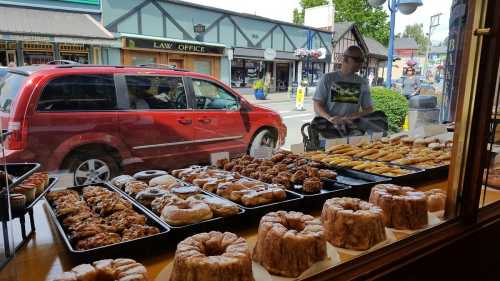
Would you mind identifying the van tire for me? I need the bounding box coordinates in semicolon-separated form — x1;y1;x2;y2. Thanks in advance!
64;153;119;186
248;129;277;157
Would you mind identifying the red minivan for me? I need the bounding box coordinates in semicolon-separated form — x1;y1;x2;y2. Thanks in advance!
0;65;286;185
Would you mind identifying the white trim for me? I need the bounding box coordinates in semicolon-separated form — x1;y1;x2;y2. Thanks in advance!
133;135;243;150
85;14;114;39
120;33;226;48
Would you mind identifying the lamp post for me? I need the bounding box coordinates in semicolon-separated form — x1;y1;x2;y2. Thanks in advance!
368;0;423;89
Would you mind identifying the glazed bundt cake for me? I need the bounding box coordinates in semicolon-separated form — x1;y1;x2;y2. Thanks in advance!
321;197;386;251
252;211;326;277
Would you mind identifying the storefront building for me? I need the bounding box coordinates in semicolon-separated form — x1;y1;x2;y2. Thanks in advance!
102;0;332;92
0;1;119;66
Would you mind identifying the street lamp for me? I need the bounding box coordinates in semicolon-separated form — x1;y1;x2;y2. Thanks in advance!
368;0;423;88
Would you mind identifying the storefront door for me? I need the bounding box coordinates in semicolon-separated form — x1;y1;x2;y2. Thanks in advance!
276;63;289;91
6;50;16;66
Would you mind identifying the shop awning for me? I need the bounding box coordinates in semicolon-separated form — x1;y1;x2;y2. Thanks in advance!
0;6;117;46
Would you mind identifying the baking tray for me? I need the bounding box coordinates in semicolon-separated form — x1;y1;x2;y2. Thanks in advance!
291;179;352;208
45;182;170;261
1;163;40;190
318;167;392;199
206;189;304;217
108;184;245;237
5;177;59;219
418;164;449;180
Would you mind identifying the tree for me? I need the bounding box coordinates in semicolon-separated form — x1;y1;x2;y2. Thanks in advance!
332;0;390;45
402;23;431;55
292;0;329;25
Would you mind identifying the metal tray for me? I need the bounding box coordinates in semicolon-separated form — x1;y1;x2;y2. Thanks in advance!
206;189;303;217
318;167;392;199
6;177;59;219
45;182;170;261
108;184;245;237
1;163;40;190
291;179;352;208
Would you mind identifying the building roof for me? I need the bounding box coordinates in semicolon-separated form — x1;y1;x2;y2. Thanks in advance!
364;36;387;59
0;6;114;40
394;37;419;50
333;22;355;43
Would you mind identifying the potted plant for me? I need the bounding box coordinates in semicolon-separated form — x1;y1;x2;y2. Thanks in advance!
253;79;266;100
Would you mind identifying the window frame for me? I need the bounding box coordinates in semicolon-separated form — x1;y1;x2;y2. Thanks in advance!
35;73;120;113
189;76;241;112
116;73;192;112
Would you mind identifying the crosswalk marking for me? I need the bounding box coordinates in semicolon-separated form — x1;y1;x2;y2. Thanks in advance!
278;110;292;114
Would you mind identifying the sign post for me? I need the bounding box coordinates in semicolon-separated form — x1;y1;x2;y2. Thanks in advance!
295;84;305;111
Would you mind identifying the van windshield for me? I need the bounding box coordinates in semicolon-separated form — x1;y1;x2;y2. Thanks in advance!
0;72;27;113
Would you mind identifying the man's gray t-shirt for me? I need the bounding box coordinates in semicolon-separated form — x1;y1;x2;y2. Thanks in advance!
313;72;372;117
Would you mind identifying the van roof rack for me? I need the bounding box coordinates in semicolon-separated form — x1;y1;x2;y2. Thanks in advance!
136;64;189;72
55;64;125;68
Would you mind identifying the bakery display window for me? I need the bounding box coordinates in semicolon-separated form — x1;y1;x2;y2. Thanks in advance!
2;0;500;280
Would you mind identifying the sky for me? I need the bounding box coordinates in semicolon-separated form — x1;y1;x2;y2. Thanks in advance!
181;0;452;45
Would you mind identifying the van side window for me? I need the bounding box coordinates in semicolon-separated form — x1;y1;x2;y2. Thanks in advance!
192;79;240;110
125;76;187;110
38;74;116;111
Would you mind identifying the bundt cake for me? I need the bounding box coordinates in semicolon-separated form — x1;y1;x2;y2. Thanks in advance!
425;189;446;212
321;197;386;251
169;231;254;281
252;211;326;277
369;184;428;230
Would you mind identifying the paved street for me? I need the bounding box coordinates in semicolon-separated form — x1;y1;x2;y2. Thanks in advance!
255;96;315;149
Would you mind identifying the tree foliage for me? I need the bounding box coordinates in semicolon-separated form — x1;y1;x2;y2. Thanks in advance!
293;0;329;25
402;23;431;55
332;0;390;45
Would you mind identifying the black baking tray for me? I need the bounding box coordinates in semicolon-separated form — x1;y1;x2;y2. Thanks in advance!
108;184;245;238
45;182;170;261
208;189;304;217
319;167;392;199
418;164;449;180
1;163;40;190
291;179;352;208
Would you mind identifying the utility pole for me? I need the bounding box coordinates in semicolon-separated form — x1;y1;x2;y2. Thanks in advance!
425;13;443;74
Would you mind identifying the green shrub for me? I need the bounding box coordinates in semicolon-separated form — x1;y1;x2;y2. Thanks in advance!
371;87;409;132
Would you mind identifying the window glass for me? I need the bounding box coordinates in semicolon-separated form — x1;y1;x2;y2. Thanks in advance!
37;74;116;111
192;79;239;110
193;60;211;75
125;75;187;110
0;73;27;113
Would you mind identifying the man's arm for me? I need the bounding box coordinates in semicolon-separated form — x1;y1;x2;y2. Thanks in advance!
314;100;334;121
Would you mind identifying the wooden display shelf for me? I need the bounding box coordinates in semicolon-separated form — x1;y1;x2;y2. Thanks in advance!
1;180;481;281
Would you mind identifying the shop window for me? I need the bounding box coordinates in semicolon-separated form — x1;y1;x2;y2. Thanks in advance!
193;60;211;75
37;74;116;111
125;75;187;110
192;79;239;110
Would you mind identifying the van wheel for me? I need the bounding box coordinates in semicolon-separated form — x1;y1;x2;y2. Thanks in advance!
65;153;119;186
249;129;277;157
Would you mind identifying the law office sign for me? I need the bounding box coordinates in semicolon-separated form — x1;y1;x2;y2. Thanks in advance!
125;38;224;55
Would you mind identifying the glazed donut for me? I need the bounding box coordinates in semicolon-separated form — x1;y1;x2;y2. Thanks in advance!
133;170;168;181
160;199;213;225
187;194;240;217
110;175;135;189
150;194;181;215
425;189;446;212
124;181;148;196
148;174;178;188
170;185;202;199
135;187;169;207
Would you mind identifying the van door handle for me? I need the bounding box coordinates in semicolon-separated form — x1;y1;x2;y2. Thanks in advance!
177;118;192;125
198;118;211;124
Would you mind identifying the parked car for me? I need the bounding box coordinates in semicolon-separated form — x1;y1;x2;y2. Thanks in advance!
0;65;286;185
